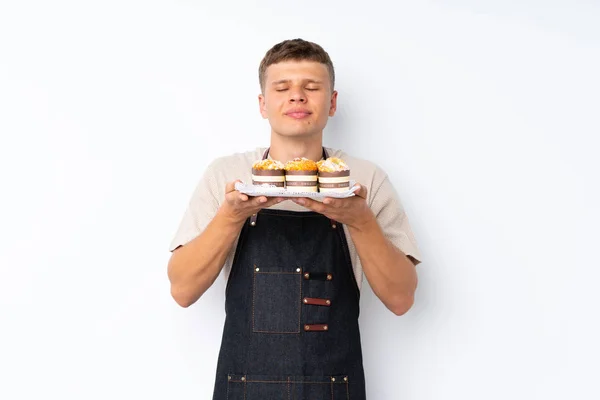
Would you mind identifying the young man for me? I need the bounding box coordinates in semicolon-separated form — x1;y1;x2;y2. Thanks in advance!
168;39;421;400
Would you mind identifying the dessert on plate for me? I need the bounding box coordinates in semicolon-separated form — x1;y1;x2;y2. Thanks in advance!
317;157;350;193
284;157;318;192
251;159;286;188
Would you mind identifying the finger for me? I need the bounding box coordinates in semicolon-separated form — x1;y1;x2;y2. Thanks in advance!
354;183;368;199
253;196;268;206
238;193;249;202
322;197;338;207
293;197;324;213
263;197;284;207
225;180;242;194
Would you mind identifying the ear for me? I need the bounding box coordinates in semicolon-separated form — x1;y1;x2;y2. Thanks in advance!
258;93;268;119
328;90;338;117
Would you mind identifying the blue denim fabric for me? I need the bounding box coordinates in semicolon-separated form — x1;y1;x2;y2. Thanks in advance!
212;209;366;399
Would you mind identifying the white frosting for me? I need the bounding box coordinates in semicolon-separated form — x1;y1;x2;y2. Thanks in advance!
253;160;285;170
318;158;349;172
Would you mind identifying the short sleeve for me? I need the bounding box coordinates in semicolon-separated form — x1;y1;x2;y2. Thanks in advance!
168;164;220;252
369;171;422;265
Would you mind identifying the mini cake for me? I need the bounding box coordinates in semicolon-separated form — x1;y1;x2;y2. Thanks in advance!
251;159;286;187
317;157;350;193
284;157;318;192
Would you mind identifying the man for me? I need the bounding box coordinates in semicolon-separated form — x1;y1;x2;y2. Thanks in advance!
168;38;421;400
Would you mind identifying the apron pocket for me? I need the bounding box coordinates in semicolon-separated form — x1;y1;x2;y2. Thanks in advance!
227;374;350;400
252;265;302;333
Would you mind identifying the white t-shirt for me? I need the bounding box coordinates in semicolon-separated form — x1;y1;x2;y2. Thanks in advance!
169;147;422;290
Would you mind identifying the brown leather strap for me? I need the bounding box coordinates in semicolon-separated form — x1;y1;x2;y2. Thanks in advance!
330;219;337;229
250;214;258;226
304;324;328;332
303;297;331;306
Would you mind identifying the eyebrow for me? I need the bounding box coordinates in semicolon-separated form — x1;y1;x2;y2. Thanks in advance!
271;79;323;85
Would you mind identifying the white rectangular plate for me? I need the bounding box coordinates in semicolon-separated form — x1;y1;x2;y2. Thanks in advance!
235;180;358;199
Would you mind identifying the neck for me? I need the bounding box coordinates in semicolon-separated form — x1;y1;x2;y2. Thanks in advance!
268;133;324;162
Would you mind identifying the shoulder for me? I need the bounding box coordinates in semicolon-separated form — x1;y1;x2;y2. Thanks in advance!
207;147;266;174
199;147;265;202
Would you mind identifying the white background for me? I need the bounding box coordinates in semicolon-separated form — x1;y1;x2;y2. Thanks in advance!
1;1;599;399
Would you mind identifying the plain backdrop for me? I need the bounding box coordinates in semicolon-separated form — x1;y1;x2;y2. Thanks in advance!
1;1;599;399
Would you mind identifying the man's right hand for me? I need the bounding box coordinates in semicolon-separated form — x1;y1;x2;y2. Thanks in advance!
218;180;284;225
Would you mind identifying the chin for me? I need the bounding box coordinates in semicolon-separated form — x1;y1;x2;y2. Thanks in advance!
277;129;320;138
272;123;325;138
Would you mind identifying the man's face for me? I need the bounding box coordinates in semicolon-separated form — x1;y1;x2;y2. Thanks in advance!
259;61;337;139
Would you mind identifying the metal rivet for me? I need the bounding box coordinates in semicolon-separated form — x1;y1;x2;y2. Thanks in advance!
241;376;246;382
326;300;331;305
296;268;301;272
305;325;310;330
323;325;328;331
255;267;259;272
250;222;256;226
344;377;348;382
228;375;231;380
331;377;336;382
303;298;308;303
332;224;337;229
304;273;310;279
327;274;332;280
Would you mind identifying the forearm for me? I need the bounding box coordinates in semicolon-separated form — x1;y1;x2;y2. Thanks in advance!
348;215;418;316
167;210;245;307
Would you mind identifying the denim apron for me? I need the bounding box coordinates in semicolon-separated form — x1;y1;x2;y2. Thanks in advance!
212;148;367;399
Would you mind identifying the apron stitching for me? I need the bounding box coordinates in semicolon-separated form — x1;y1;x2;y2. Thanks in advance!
252;268;256;332
346;379;350;400
298;268;302;333
252;268;303;334
330;378;334;400
244;380;334;383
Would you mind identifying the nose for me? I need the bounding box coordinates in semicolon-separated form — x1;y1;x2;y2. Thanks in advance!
288;87;307;103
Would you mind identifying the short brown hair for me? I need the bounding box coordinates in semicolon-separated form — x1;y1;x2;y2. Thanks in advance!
259;38;335;92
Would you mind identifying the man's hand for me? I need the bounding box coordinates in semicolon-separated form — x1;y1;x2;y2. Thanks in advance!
291;184;374;230
218;180;284;225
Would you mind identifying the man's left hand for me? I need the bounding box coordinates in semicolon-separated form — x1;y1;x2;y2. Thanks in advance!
291;184;375;230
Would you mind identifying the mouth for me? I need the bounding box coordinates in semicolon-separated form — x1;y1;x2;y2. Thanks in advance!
285;110;312;119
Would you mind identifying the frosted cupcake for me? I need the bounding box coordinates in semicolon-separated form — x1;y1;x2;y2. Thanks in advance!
317;157;350;193
251;159;286;187
284;158;318;192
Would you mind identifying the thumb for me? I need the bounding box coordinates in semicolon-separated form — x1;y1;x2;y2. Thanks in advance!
225;180;243;194
354;183;368;199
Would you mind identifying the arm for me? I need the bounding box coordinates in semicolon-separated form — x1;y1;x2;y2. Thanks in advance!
168;181;283;307
167;210;245;307
346;213;417;315
292;183;419;316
